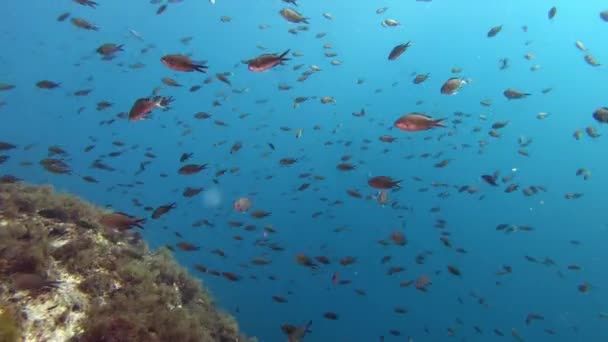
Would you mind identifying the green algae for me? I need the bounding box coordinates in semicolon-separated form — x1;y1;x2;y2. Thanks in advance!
0;307;20;342
0;181;253;342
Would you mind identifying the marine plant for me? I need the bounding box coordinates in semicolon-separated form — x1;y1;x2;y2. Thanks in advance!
0;305;21;342
0;182;253;342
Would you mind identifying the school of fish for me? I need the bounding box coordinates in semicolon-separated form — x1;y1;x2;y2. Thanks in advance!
1;1;608;341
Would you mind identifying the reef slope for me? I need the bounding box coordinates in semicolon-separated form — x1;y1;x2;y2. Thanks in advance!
0;181;254;342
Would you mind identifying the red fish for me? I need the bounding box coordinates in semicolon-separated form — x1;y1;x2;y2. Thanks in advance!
161;54;208;72
368;176;400;189
128;96;173;121
248;49;290;72
99;212;146;230
394;113;445;132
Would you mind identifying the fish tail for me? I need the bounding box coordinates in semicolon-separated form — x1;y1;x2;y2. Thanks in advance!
135;218;146;229
433;118;447;127
193;64;208;73
279;49;291;61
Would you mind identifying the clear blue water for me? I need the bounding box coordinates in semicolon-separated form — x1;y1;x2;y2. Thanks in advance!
1;0;607;341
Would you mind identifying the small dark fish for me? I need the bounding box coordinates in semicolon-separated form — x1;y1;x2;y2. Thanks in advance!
0;141;16;150
388;41;411;61
40;158;71;175
183;187;204;198
36;80;61;89
592;107;608;124
57;12;70;22
447;265;461;276
487;25;503;38
73;0;98;8
323;312;339;320
11;273;60;292
177;242;200;251
151;203;176;219
70;17;98;30
548;6;557;20
481;174;498;186
38;208;69;221
178;164;208;175
504;88;531;100
180;152;193;162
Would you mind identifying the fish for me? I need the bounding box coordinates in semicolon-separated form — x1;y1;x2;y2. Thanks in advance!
178;164;208;175
128;28;144;40
36;80;60;89
128;96;173;121
248;50;290;72
503;88;531;100
368;176;401;189
73;0;98;8
381;19;400;27
96;43;123;56
279;8;309;24
151;203;176;219
100;212;146;230
487;25;503;37
413;73;430;84
388;41;412;60
440;77;468;95
548;6;557;20
71;18;98;30
287;320;312;342
481;174;498;186
161;54;208;72
394;113;445;131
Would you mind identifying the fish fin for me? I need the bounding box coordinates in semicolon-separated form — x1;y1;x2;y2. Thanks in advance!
114;211;134;218
134;218;147;229
279;49;291;61
193;65;208;73
432;118;446;128
305;320;313;331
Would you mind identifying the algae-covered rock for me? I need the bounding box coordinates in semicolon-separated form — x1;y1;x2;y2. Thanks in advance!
0;307;21;342
0;182;254;342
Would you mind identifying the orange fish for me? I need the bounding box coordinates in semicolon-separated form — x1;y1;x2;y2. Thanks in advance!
99;212;146;230
394;113;445;132
248;49;290;72
128;96;173;121
368;176;400;189
161;54;208;72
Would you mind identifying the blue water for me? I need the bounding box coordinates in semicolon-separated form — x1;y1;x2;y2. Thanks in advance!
1;0;608;341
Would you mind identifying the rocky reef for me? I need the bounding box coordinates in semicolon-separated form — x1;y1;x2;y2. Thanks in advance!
0;181;254;342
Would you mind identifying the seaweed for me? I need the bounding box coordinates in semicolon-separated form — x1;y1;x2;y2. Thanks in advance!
0;182;254;342
0;305;21;342
0;221;50;278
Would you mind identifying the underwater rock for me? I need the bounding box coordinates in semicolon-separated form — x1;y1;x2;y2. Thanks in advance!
0;182;254;342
